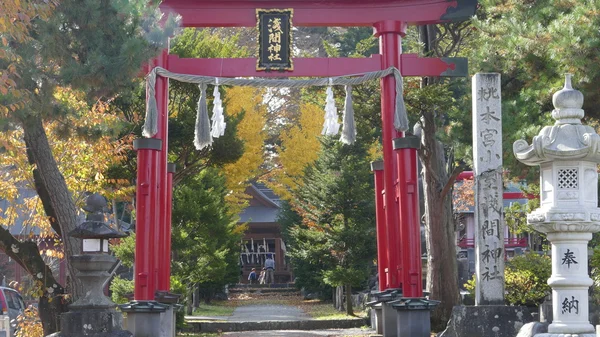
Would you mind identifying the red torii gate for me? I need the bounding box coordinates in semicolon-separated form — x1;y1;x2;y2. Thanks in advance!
134;0;475;302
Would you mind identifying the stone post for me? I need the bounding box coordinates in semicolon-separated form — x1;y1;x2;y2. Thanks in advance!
514;74;600;337
437;73;532;337
472;73;505;305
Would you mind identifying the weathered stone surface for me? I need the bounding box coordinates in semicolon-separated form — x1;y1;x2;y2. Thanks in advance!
437;305;533;337
472;73;505;306
194;318;369;333
46;309;132;337
395;309;431;337
515;322;549;337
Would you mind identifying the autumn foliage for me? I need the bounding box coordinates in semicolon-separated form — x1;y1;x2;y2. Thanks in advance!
266;102;323;200
222;86;268;209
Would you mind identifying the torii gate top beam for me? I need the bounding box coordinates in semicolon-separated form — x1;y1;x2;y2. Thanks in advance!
160;0;476;27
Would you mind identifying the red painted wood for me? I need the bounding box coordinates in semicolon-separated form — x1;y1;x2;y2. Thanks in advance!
503;192;532;200
163;167;174;291
374;20;404;291
396;146;423;297
166;55;382;78
160;0;459;27
400;54;457;77
165;54;457;78
456;171;474;181
458;238;528;249
134;148;159;300
155;49;171;292
373;167;388;291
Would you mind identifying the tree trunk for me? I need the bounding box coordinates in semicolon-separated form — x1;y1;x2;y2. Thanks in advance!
39;292;69;336
419;112;459;331
334;285;345;312
186;285;194;315
193;285;200;308
22;115;84;333
345;285;353;316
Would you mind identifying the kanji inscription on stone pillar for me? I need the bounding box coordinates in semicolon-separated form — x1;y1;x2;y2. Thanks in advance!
472;73;505;305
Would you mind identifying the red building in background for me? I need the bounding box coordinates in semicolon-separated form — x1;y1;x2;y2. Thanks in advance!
454;171;532;258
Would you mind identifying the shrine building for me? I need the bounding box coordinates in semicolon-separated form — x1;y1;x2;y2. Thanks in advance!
238;183;293;284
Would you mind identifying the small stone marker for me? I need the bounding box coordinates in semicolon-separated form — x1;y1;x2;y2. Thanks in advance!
472;73;504;305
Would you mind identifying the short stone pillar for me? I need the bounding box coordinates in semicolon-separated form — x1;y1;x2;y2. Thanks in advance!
367;289;402;337
391;298;439;337
514;74;600;337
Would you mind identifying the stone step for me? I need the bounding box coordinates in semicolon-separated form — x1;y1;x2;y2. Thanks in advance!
232;283;296;288
229;285;300;294
230;292;301;297
184;318;369;333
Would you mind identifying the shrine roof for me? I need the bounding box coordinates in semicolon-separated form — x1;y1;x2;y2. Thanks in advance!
238;182;281;223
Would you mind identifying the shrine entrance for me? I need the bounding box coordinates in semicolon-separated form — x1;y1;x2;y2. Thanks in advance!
128;0;476;332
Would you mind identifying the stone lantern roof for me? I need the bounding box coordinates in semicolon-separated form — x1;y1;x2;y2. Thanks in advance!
69;193;128;240
513;74;600;165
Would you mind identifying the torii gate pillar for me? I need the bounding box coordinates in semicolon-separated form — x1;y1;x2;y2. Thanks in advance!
374;20;407;292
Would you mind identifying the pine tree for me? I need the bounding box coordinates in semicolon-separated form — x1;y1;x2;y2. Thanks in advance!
470;0;600;178
171;168;243;313
281;136;376;315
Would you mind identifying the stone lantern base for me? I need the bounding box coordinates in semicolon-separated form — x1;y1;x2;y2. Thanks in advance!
46;309;132;337
438;305;534;337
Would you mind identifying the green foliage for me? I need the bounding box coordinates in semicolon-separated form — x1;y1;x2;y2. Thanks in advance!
111;233;135;268
326;27;378;58
110;275;134;305
470;0;600;180
464;252;551;307
504;184;542;236
463;274;476;295
36;0;178;100
589;245;600;308
170;276;188;329
322;266;368;288
280;135;376;294
505;253;551;306
171;168;243;299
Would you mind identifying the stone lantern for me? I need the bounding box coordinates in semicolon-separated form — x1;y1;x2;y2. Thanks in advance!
72;193;127;254
49;193;131;337
513;74;600;337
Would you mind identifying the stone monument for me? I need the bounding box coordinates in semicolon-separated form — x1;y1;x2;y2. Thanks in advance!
438;73;532;337
514;74;600;337
472;73;505;305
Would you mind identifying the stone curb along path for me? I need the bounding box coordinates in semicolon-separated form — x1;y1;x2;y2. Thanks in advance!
185;304;370;333
190;318;370;333
221;328;380;337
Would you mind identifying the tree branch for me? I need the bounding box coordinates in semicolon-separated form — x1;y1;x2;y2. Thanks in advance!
440;162;467;201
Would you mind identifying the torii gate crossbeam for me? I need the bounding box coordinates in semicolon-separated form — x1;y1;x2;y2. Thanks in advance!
134;0;475;302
